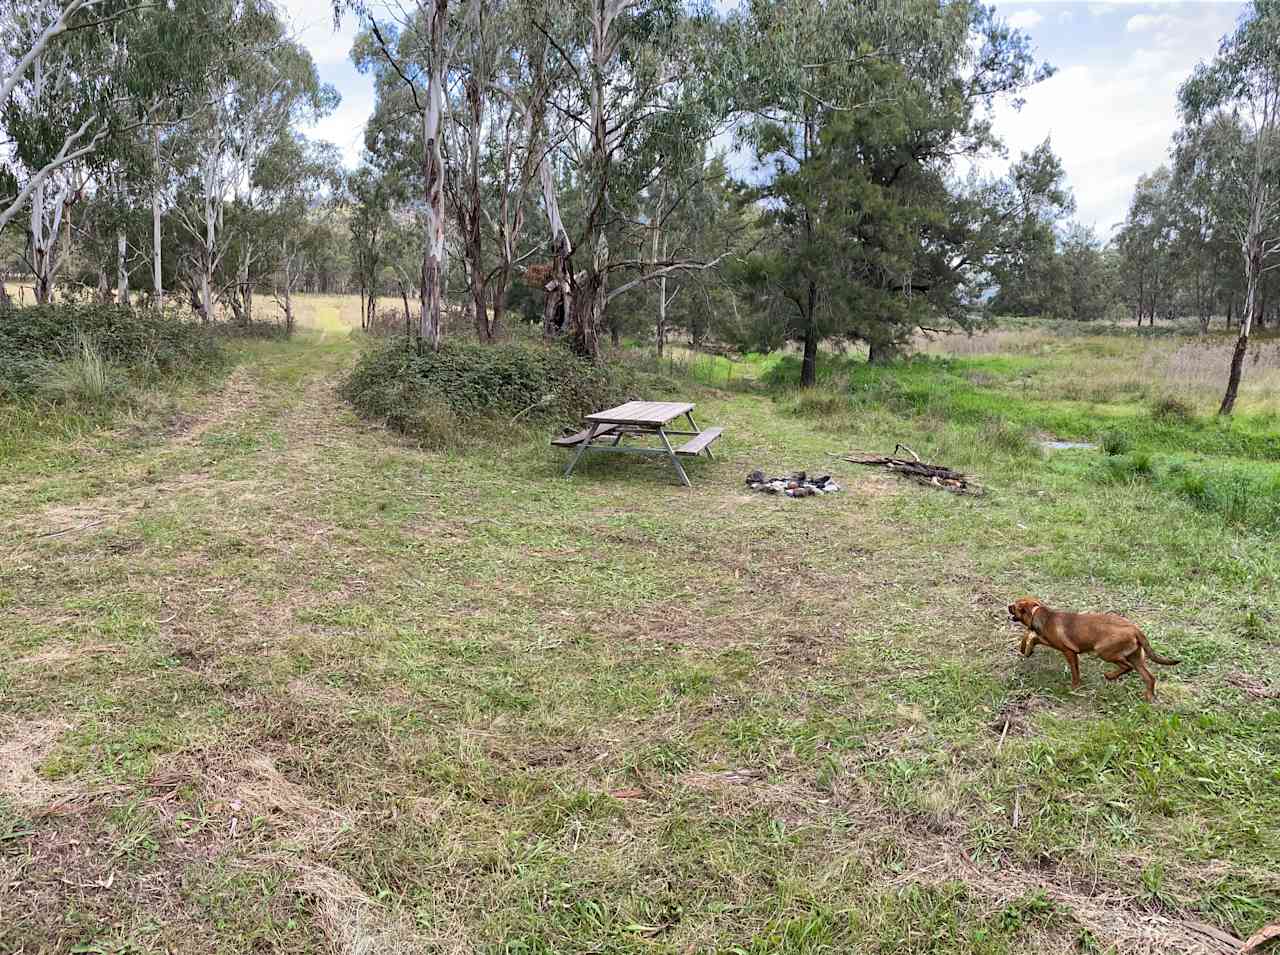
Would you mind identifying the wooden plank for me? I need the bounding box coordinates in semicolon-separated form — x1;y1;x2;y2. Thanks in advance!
586;400;695;426
674;427;723;456
551;423;617;446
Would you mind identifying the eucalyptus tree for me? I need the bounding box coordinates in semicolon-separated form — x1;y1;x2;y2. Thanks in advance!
1;0;126;240
4;0;138;300
1180;0;1280;414
1115;168;1177;326
336;0;479;350
1167;120;1240;333
172;5;336;322
532;0;732;358
454;0;562;339
252;138;343;332
348;164;396;329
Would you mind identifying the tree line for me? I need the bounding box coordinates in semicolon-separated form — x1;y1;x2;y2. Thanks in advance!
5;0;1276;408
2;0;1070;381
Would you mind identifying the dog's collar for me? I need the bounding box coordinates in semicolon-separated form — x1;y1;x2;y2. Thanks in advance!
1029;605;1047;633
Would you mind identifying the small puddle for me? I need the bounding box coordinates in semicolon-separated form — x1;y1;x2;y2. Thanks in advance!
1040;439;1097;451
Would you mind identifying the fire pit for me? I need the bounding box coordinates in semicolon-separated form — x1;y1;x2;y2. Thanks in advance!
746;470;842;498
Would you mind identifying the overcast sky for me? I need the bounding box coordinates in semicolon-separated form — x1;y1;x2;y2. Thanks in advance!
279;0;1248;240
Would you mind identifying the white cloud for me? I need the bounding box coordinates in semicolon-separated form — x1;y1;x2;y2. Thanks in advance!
982;6;1242;232
277;0;373;167
1126;13;1178;33
1006;9;1044;29
1059;11;1075;23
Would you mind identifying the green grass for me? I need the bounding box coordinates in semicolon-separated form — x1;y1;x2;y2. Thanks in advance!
2;314;1278;953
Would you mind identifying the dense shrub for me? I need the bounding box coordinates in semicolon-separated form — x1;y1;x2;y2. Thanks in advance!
0;303;224;399
1151;395;1196;424
342;339;637;441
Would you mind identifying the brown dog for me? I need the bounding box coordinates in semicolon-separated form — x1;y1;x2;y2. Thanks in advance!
1007;597;1179;702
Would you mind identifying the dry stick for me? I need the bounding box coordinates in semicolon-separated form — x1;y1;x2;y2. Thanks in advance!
34;518;106;539
996;718;1010;752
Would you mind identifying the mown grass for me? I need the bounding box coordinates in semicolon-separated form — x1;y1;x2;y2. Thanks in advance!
1;311;1278;953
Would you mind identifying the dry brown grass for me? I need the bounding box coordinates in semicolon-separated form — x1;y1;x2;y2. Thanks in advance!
916;326;1280;411
0;719;72;809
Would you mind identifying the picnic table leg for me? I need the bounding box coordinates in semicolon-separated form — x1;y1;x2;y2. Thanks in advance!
658;428;692;487
565;422;601;478
684;411;714;460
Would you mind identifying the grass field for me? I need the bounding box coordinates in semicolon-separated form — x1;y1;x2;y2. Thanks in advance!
2;298;1278;953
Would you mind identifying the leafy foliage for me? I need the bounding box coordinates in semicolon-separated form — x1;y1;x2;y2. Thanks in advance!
342;339;638;440
0;303;223;398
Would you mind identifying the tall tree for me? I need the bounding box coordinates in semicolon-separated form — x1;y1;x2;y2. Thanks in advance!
1180;0;1280;414
1116;167;1175;327
338;0;476;350
729;0;1050;383
172;5;335;322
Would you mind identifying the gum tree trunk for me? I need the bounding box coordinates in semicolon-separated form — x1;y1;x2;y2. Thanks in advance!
540;155;572;339
417;0;450;351
116;230;129;305
152;125;163;308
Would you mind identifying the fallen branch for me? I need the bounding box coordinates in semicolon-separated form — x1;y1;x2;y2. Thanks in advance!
834;448;982;495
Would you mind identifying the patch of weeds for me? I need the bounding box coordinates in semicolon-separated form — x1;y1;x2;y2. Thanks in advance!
40;333;127;406
1099;428;1133;456
979;417;1041;459
1239;609;1270;642
791;390;848;418
1172;468;1280;528
1152;395;1196;424
995;890;1059;933
629;740;692;774
1097;450;1154;484
0;797;35;846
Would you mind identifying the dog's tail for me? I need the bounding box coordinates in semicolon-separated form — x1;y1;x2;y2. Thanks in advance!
1138;631;1180;666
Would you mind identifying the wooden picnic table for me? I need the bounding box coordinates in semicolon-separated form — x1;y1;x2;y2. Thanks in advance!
554;400;723;487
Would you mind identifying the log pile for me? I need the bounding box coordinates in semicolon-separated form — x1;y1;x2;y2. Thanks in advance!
838;444;982;495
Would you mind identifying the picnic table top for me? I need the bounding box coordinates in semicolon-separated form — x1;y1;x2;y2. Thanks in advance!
584;400;694;427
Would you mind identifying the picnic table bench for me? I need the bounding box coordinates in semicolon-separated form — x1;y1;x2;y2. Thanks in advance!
554;400;723;486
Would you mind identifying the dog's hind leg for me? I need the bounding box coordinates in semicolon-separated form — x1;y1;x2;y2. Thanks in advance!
1130;651;1157;702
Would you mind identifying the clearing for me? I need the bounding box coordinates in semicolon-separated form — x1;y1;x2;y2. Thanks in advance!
1;309;1278;954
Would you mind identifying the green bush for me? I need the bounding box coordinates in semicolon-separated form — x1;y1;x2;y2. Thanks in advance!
342;339;640;441
979;417;1040;459
0;303;224;399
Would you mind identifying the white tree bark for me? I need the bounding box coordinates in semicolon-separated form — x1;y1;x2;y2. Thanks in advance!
1220;84;1280;415
152;125;163;307
418;0;450;350
116;230;129;305
540;154;572;337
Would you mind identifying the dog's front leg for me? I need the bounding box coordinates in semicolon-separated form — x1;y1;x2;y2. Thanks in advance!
1020;633;1037;657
